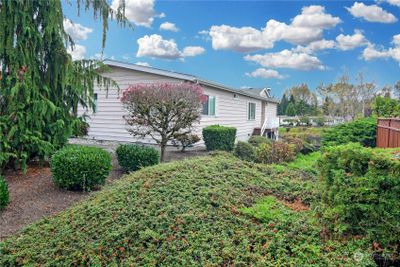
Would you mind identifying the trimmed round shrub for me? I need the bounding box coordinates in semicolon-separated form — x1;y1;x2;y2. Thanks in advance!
51;146;112;191
256;141;296;164
234;141;256;162
202;125;237;151
0;175;9;210
116;144;159;173
248;135;272;147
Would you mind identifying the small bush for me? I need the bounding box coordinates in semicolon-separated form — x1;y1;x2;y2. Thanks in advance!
256;141;296;164
202;125;236;151
248;135;272;147
116;144;159;172
172;133;200;152
282;136;304;154
0;175;9;210
234;141;256;162
321;118;377;148
51;146;112;191
72;118;89;137
318;143;400;252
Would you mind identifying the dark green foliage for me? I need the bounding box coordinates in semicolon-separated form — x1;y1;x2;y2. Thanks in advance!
72;118;90;137
0;1;129;171
116;144;159;172
0;175;9;210
234;141;256;161
317;143;400;252
50;146;112;191
372;96;400;117
248;135;272;147
202;125;236;151
257;141;296;164
0;155;369;266
321;118;377;148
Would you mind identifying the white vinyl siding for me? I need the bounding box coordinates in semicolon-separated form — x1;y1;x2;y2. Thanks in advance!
248;102;256;121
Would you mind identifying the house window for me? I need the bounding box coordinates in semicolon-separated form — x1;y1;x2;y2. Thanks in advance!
93;93;98;113
248;102;256;120
202;95;216;116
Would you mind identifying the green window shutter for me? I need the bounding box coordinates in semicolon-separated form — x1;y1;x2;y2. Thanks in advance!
209;96;216;116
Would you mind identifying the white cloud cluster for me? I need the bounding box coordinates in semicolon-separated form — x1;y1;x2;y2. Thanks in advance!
346;2;397;23
160;22;179;32
208;5;341;52
385;0;400;7
63;19;93;41
67;44;86;60
294;39;335;54
111;0;159;27
336;30;369;51
246;68;285;79
137;34;205;59
362;34;400;62
244;50;324;71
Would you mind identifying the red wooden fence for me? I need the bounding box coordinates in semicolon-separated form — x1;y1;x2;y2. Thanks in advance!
377;118;400;148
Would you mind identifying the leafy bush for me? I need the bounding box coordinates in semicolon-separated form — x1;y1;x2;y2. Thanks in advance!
321;118;377;148
0;175;9;210
116;144;159;172
72;118;89;137
257;141;296;164
51;146;112;191
317;143;400;252
234;141;256;162
282;136;303;154
202;125;236;151
248;135;272;147
172;133;200;152
0;155;370;266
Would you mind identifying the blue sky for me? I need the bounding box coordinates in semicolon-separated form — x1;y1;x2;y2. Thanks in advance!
63;0;400;97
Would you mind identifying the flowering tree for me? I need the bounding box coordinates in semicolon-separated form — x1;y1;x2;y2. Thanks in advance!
121;82;205;161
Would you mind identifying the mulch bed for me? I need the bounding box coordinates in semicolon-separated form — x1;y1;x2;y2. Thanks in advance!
0;147;209;240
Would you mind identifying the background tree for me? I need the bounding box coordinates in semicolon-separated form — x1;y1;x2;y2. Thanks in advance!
282;84;318;116
395;81;400;99
278;94;288;115
0;1;130;171
121;83;205;162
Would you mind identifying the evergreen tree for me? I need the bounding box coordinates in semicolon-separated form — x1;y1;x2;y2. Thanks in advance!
0;1;130;171
285;102;296;116
278;94;288;115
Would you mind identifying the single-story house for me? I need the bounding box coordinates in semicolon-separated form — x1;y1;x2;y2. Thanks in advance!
79;59;280;144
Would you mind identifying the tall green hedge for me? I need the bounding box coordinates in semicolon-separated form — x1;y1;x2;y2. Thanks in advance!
0;175;9;210
321;118;377;148
202;125;236;151
317;143;400;251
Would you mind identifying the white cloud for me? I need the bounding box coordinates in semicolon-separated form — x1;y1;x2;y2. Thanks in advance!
244;49;324;71
135;61;151;67
182;46;205;57
346;2;397;23
63;19;93;41
381;0;400;7
362;35;400;62
246;68;285;79
294;39;335;54
336;30;369;50
137;34;205;59
208;5;341;52
111;0;159;27
67;44;86;60
159;22;179;32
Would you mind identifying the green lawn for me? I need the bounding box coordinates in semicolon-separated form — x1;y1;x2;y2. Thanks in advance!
0;153;374;266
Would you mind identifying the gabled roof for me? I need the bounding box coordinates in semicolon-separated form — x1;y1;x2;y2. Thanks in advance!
103;59;279;103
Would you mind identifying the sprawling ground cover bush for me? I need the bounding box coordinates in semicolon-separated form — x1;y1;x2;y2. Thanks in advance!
51;146;112;191
116;144;159;172
317;143;400;254
0;175;9;210
202;125;236;151
321;118;377;148
0;155;369;266
234;141;256;162
248;135;272;147
257;141;296;164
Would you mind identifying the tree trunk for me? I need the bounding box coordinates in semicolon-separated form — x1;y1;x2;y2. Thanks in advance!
160;139;167;162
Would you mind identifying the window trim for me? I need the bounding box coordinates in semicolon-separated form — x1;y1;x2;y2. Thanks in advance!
247;101;256;121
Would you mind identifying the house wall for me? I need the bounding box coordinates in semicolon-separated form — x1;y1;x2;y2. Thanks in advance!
78;66;277;144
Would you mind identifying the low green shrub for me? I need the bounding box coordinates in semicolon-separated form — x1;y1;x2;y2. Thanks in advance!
321;118;377;148
282;136;303;154
0;175;9;210
317;143;400;252
234;141;256;162
51;146;112;191
116;144;159;172
202;125;236;151
257;141;296;164
248;135;272;147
